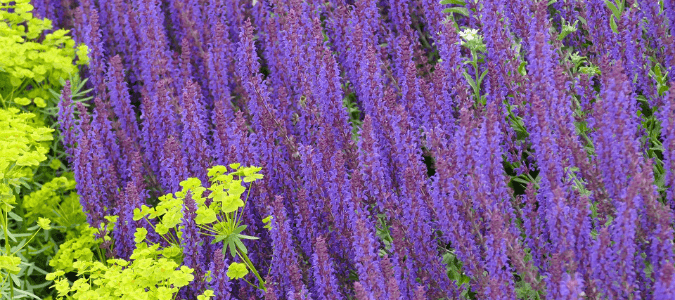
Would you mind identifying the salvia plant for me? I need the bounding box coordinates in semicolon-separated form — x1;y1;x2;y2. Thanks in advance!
9;0;675;298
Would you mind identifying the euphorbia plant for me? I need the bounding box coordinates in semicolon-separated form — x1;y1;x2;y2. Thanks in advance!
0;107;54;298
134;164;266;291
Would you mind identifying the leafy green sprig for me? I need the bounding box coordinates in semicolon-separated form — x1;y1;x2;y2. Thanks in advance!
0;107;55;298
134;164;267;291
458;28;488;107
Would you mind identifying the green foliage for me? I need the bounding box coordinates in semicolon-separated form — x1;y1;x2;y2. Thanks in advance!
0;108;53;183
48;165;263;299
0;107;55;298
2;1;91;187
48;219;213;300
48;243;213;300
0;107;53;216
440;0;469;25
0;0;87;112
0;110;86;299
441;251;473;299
48;225;101;273
458;28;488;106
134;164;267;291
22;174;85;233
342;91;362;141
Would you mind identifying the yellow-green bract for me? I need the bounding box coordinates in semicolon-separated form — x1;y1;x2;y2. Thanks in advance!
0;0;87;111
0;107;53;207
132;164;267;291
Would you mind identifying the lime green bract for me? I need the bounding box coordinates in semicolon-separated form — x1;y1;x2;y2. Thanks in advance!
0;0;87;111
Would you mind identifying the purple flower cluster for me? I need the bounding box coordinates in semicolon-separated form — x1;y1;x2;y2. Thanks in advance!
50;0;675;298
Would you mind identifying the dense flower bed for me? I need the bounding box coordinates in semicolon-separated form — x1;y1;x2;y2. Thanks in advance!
16;0;675;298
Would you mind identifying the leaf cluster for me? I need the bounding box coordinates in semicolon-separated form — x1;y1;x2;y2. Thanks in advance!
0;0;87;111
0;108;56;299
48;243;212;300
133;164;267;291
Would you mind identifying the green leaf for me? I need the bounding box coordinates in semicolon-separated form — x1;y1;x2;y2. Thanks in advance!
198;290;216;300
14;97;31;106
238;234;259;240
226;240;237;257
212;234;228;244
609;14;619;34
234;238;248;254
161;245;182;258
221;195;245;213
478;69;489;86
440;0;466;5
441;7;469;17
462;71;478;93
233;225;247;235
156;223;169;235
243;173;263;183
604;0;621;19
207;165;228;177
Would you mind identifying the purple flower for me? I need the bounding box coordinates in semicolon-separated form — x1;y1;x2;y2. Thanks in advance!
181;192;206;298
180;80;212;182
269;196;303;297
159;136;189;194
106;55;140;146
113;181;143;259
208;250;233;300
311;237;343;300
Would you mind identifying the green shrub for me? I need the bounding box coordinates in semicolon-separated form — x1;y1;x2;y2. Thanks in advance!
0;0;87;112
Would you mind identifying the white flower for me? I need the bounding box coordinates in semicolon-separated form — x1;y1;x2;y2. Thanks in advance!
459;28;486;53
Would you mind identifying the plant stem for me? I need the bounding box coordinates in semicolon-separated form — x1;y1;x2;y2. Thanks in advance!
236;250;266;292
12;229;41;255
4;209;14;299
471;49;481;105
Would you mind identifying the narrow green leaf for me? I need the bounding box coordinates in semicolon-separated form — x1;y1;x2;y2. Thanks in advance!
605;0;621;19
609;15;619;34
478;69;489;85
238;234;259;240
212;234;228;244
233;225;247;235
442;7;469;17
440;0;466;5
233;238;248;255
